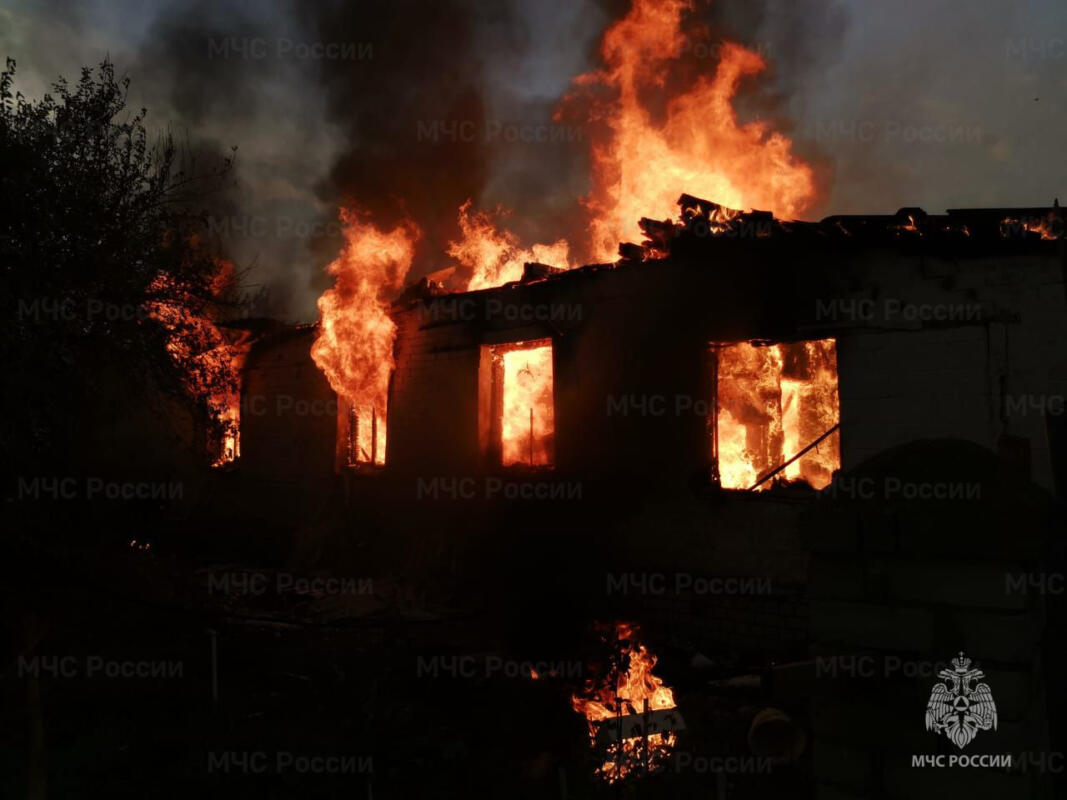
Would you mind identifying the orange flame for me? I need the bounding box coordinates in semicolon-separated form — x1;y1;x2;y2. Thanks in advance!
498;341;555;466
1001;215;1060;241
210;325;259;467
312;0;821;455
143;265;243;466
446;0;818;283
716;339;839;490
212;353;244;467
572;622;677;782
565;0;817;262
449;201;573;291
311;210;421;464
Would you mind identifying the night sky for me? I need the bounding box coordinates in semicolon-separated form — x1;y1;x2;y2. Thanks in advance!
4;0;1065;320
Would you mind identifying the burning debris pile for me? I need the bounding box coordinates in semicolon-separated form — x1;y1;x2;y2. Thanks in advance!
571;622;682;783
561;0;817;263
822;204;1064;243
438;0;818;280
1000;213;1061;240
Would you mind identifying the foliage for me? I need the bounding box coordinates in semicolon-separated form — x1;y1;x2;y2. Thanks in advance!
0;58;240;474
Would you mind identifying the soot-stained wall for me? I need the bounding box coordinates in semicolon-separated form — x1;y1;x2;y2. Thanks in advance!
241;325;338;484
387;241;1066;493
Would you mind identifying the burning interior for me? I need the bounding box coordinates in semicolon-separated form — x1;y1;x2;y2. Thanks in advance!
713;339;840;491
235;194;1063;507
10;0;1067;794
200;0;1064;788
480;339;556;467
311;211;418;469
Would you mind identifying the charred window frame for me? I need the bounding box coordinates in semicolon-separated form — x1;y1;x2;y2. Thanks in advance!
708;339;841;491
340;403;384;467
479;338;556;468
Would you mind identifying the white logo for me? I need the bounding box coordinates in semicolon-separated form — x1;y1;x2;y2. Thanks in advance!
925;652;997;749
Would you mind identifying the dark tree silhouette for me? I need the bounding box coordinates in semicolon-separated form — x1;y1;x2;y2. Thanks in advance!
1;58;240;480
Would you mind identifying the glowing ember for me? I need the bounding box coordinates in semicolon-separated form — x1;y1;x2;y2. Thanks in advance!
498;341;555;466
893;214;922;234
449;201;573;291
716;339;839;490
562;0;818;262
1001;215;1060;241
311;210;421;465
572;622;678;782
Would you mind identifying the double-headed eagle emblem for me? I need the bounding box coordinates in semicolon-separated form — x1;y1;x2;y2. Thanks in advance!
925;652;998;749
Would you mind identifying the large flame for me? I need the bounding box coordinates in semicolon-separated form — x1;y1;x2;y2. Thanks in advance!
444;0;818;283
716;339;839;490
311;211;421;464
572;622;678;782
313;0;820;455
564;0;817;262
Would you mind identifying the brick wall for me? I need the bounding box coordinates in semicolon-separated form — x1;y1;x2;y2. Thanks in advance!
803;440;1056;799
241;326;337;483
646;589;809;660
832;252;1067;492
387;311;484;473
612;493;813;658
839;327;994;467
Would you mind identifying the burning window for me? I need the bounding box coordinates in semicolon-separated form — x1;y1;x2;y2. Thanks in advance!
343;404;385;466
711;339;840;490
213;403;240;467
480;339;555;467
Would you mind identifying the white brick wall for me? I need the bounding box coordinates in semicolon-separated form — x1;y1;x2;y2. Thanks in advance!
836;253;1066;490
839;327;996;470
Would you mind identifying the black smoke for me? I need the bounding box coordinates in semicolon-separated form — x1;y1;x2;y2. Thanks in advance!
300;0;494;285
2;0;846;315
10;0;1064;319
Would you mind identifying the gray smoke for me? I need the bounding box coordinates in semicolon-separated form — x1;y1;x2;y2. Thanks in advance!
4;0;1066;321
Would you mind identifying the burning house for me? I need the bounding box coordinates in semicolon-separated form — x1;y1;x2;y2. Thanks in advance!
204;1;1067;792
230;196;1065;793
241;197;1066;499
10;0;1067;794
